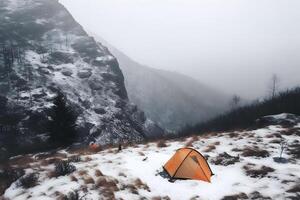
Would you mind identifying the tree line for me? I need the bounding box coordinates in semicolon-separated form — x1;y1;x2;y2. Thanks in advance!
0;91;77;158
179;86;300;136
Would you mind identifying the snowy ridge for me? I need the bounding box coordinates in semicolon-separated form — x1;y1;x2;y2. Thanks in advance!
2;114;300;199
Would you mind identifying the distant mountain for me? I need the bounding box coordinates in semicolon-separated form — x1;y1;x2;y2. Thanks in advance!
93;36;229;132
0;0;164;154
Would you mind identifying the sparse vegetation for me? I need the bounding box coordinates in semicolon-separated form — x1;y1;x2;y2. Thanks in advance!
84;176;95;184
157;140;167;148
243;164;275;178
54;161;76;177
221;192;248;200
95;169;103;177
241;146;269;158
60;190;80;200
0;168;25;195
203;144;216;152
134;178;150;191
211;152;239;166
17;173;39;189
67;155;81;163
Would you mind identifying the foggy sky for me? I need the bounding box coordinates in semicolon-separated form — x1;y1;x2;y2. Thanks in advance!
60;0;300;99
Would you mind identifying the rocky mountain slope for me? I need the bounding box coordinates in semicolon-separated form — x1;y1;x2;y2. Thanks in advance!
0;0;163;149
92;36;229;132
1;113;299;199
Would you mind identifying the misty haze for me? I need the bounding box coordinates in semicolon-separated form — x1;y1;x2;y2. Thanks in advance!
0;0;299;199
61;0;300;99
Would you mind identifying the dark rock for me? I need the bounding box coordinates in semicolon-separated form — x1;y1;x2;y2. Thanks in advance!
61;68;73;76
94;107;106;115
77;70;92;78
88;79;103;90
49;51;74;65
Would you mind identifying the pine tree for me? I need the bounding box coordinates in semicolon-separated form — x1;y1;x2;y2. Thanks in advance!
49;91;77;146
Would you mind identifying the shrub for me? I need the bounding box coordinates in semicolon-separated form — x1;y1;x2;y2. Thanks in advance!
61;190;80;200
203;144;216;152
0;168;25;195
17;173;39;188
84;176;95;185
241;147;269;158
134;178;150;191
67;155;81;163
70;175;78;182
54;161;76;177
221;193;248;200
78;170;87;176
95;169;103;177
211;152;240;166
243;164;275;178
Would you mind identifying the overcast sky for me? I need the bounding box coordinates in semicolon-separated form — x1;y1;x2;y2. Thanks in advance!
60;0;300;99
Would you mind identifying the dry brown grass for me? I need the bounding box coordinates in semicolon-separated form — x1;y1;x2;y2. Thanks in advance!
281;128;300;136
120;183;138;194
70;175;78;182
84;176;95;184
243;163;275;178
221;192;248;200
231;147;242;152
95;169;103;177
5;155;35;169
134;178;150;192
214;141;220;146
156;140;168;148
78;170;88;176
84;156;93;162
228;132;239;138
40;157;62;166
266;133;282;138
269;139;281;144
241;146;269;158
203;144;216;152
151;196;171;200
96;177;118;191
185;136;198;147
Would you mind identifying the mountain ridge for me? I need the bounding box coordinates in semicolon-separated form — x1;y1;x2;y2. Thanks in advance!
0;0;164;153
92;35;229;132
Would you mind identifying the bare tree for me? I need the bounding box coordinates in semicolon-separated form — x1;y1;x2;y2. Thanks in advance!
269;74;280;99
279;139;287;159
230;95;241;109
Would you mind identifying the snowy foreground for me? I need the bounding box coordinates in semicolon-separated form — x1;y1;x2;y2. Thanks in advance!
2;114;300;200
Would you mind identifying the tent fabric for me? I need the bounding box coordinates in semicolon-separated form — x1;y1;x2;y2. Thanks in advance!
163;147;213;182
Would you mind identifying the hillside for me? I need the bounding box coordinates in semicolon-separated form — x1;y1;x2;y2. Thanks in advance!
181;87;300;135
0;0;164;154
1;113;299;200
92;36;229;132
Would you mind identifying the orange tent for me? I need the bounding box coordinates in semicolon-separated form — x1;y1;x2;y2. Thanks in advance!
163;148;213;182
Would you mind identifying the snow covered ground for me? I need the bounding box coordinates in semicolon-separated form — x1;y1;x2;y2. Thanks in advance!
1;114;300;200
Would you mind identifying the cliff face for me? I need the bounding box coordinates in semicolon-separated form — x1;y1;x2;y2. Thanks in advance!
0;0;163;148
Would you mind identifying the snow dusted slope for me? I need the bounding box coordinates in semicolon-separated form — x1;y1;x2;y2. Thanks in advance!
2;114;299;199
91;35;229;132
0;0;163;146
